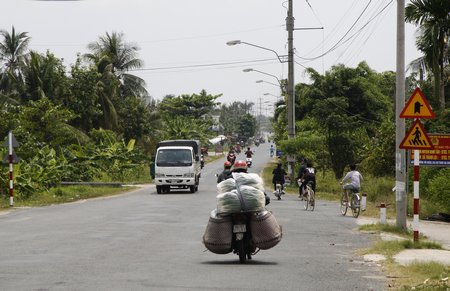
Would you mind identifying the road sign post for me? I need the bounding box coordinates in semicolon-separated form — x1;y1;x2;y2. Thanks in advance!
4;131;20;207
399;87;435;242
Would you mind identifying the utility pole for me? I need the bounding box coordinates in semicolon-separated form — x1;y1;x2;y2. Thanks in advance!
287;0;295;139
285;0;296;179
395;0;407;229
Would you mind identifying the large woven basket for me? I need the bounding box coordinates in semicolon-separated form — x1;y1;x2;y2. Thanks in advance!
250;211;282;250
202;215;233;254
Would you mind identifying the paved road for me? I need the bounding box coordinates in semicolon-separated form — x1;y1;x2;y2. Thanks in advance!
0;143;385;290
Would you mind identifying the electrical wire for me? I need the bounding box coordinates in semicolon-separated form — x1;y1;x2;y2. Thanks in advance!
295;0;393;62
128;57;279;73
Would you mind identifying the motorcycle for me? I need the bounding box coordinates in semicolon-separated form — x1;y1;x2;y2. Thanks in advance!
231;212;256;263
246;157;252;168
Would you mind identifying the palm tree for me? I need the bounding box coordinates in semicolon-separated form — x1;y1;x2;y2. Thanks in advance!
84;31;148;98
0;26;30;94
95;56;119;130
405;0;450;110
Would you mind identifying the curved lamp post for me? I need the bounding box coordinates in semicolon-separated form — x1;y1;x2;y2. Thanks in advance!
226;40;288;63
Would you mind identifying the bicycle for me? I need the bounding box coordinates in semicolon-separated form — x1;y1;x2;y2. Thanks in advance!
303;181;315;211
297;179;315;211
340;187;361;218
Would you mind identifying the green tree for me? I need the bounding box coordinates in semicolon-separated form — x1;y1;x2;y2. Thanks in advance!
20;51;69;104
219;100;254;136
236;113;257;141
0;26;30;94
158;89;221;119
161;115;210;142
84;31;147;98
405;0;450;110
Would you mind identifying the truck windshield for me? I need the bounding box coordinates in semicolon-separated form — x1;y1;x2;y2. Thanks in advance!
156;149;193;167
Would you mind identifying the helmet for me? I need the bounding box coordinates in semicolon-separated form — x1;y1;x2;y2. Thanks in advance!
233;160;247;172
224;161;232;169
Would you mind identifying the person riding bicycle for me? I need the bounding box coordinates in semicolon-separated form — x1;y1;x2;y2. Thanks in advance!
299;160;316;196
232;160;270;205
341;164;363;203
217;161;233;183
272;162;287;193
296;158;307;197
270;145;275;157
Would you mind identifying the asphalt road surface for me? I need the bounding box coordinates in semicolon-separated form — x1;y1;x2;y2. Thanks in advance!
0;143;385;290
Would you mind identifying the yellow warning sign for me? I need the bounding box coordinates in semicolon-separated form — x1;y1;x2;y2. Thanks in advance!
400;87;435;119
400;119;433;150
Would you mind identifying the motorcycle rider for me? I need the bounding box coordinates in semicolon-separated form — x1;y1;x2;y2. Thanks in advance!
272;162;287;193
270;145;275;157
245;147;254;158
232;160;270;206
227;149;236;165
217;161;233;183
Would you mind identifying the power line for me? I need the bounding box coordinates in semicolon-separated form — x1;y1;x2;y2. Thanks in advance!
295;0;393;62
128;57;279;72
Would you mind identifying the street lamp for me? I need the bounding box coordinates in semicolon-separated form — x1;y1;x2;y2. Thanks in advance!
256;80;280;88
226;40;288;63
243;68;284;92
264;93;282;99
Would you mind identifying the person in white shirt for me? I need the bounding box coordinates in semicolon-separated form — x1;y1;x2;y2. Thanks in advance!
341;164;363;202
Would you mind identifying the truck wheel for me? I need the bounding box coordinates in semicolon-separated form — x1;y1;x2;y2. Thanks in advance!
156;186;162;194
190;185;195;193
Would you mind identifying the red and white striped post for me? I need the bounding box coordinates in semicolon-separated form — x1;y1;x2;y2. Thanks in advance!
379;202;387;224
412;149;420;242
8;131;14;207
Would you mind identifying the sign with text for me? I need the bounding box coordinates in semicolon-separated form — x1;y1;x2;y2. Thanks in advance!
409;134;450;166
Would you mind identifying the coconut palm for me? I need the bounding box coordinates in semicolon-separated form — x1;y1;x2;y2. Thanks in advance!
405;0;450;110
84;31;147;98
0;26;30;94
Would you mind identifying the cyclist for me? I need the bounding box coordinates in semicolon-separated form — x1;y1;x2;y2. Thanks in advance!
341;164;363;203
296;158;307;197
217;161;233;183
299;160;316;196
272;162;287;193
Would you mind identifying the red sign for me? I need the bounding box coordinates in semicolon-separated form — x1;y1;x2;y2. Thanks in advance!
409;134;450;166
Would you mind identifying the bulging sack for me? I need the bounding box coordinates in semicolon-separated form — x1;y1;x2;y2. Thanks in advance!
250;211;282;250
216;186;266;215
202;211;233;254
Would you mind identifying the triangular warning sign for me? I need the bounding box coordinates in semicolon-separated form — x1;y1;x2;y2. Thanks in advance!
400;87;435;119
400;119;433;149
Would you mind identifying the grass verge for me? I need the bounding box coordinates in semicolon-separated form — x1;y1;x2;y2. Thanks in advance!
1;185;136;210
357;223;447;289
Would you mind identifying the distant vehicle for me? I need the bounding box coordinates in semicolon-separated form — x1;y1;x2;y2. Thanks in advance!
154;140;201;194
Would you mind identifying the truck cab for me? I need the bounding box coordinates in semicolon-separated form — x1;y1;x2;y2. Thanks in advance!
154;140;201;194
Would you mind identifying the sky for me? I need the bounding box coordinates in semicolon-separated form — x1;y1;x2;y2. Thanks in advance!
2;0;422;112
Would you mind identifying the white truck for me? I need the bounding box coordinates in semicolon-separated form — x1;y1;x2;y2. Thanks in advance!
154;140;201;194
